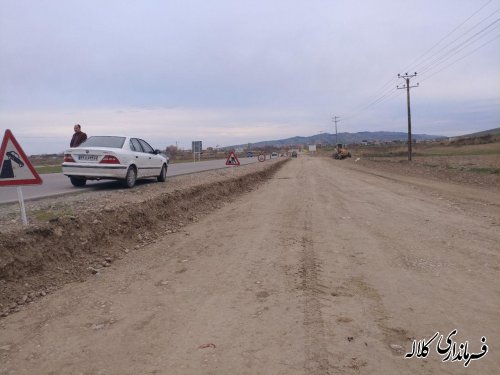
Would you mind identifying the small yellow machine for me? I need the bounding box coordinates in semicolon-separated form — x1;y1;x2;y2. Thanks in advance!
333;143;351;160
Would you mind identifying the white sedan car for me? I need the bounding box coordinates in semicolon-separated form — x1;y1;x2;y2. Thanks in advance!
62;136;169;188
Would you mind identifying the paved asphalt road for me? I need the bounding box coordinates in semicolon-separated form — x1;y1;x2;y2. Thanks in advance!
0;157;262;204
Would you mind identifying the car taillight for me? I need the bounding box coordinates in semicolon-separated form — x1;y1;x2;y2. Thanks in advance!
99;155;120;164
64;154;75;162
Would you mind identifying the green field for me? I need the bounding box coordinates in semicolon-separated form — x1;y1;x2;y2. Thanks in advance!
356;141;500;158
34;165;62;174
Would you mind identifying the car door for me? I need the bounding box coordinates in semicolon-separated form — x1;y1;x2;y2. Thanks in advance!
138;139;162;177
129;138;148;178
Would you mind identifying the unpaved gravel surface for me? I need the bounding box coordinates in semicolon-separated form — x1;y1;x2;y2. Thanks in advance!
352;154;499;188
0;160;284;307
1;156;499;374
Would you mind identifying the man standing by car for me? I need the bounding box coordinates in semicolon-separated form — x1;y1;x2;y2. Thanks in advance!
70;124;87;147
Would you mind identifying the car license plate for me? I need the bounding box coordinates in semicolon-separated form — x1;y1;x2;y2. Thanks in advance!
78;154;98;161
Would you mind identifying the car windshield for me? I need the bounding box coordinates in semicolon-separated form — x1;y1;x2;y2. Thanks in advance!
79;136;126;149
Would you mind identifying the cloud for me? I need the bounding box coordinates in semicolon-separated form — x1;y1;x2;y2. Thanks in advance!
0;106;319;154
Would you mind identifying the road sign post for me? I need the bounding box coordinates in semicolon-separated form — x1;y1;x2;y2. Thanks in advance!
17;186;28;225
192;141;202;163
225;150;240;177
0;129;43;225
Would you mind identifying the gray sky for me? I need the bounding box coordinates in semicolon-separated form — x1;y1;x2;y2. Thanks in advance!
1;0;499;154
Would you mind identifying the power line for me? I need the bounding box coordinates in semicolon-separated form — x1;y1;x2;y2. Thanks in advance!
343;87;399;122
401;0;495;72
344;86;395;118
413;9;500;73
420;33;500;82
340;0;498;127
344;15;497;121
417;17;500;76
344;76;398;116
364;88;400;109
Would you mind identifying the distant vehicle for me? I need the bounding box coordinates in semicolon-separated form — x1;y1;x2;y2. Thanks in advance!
333;143;351;160
62;136;169;188
247;151;254;157
291;151;298;158
6;151;24;167
271;152;278;158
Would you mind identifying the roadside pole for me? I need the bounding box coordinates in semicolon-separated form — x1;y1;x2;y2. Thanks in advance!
17;186;28;225
332;116;340;146
397;73;419;161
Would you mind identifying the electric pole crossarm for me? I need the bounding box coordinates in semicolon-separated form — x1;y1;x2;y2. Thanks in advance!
397;85;419;89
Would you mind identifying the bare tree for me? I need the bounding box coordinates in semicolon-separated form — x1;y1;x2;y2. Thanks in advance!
165;145;178;158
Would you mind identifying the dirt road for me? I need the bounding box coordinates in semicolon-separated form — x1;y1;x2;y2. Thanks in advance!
1;156;498;374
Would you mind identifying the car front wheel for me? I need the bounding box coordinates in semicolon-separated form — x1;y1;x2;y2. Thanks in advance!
70;176;87;187
157;164;167;182
123;166;137;188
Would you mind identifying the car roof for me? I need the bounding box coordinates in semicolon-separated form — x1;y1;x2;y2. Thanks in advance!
87;135;156;141
87;135;129;138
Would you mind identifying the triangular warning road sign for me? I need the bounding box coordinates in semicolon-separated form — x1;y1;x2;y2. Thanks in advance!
0;129;42;186
225;150;240;166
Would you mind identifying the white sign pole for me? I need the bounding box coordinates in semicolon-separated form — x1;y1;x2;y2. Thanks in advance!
17;186;28;225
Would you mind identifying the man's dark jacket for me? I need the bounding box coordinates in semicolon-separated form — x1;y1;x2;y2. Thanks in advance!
70;132;87;147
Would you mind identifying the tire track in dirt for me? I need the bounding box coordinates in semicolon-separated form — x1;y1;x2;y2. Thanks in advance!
299;215;332;375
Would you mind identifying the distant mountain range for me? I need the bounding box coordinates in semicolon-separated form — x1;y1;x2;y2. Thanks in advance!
230;131;447;149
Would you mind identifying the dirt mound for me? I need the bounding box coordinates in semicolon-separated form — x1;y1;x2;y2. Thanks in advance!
0;160;287;315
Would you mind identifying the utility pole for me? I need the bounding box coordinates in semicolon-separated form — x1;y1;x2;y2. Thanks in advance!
332;116;340;146
397;72;419;161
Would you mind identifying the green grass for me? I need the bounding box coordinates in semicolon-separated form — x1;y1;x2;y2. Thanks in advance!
35;165;62;174
169;155;228;164
169;158;201;164
468;167;500;175
31;206;74;222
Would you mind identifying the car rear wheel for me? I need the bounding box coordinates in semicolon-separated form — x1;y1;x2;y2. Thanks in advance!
70;176;87;187
157;164;167;182
123;166;137;188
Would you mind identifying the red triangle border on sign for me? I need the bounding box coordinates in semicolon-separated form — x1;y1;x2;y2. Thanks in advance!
0;129;43;186
225;150;240;166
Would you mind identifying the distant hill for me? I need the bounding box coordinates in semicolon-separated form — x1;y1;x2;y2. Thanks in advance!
453;127;500;139
230;131;446;149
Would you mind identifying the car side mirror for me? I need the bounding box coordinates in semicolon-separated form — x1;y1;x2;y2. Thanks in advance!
154;149;161;155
